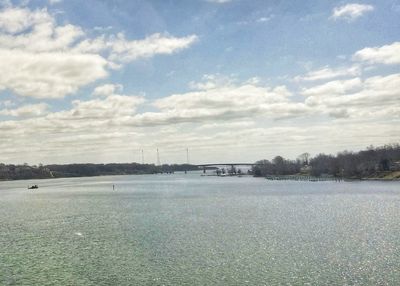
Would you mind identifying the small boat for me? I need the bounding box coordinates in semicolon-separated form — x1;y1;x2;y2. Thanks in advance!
28;185;39;190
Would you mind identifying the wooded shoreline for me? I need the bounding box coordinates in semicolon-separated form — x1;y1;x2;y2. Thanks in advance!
253;144;400;181
0;163;198;181
1;144;399;182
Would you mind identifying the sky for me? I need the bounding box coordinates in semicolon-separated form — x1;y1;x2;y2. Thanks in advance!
0;0;399;165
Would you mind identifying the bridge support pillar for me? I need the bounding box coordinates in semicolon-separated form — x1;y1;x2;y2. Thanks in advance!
203;167;206;174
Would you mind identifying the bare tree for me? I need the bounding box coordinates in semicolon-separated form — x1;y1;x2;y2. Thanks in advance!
298;153;310;165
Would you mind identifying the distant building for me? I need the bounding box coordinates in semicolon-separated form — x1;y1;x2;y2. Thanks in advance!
300;165;312;174
390;161;400;171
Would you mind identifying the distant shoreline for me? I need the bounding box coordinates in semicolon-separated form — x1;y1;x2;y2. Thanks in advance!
1;144;399;183
261;172;400;182
0;172;192;182
0;163;199;182
0;171;399;183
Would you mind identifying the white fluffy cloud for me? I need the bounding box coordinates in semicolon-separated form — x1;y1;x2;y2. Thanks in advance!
0;7;51;33
72;33;198;66
145;76;308;124
0;103;48;117
0;6;197;99
331;3;374;21
302;74;400;118
108;33;198;63
51;84;146;120
295;65;360;82
353;42;400;65
66;95;145;120
0;70;398;163
301;78;362;97
0;49;108;98
92;84;124;97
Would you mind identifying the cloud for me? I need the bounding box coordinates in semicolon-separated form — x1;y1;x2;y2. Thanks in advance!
331;3;374;21
1;111;398;164
56;84;146;120
0;22;85;53
135;76;309;126
7;68;397;138
92;84;124;97
108;33;198;63
302;74;400;118
0;76;308;138
237;15;274;26
0;6;198;99
0;71;398;164
256;15;274;23
353;42;400;65
301;78;362;97
188;74;234;90
0;103;49;117
0;7;51;34
66;95;145;120
0;49;108;99
295;65;360;82
73;33;198;64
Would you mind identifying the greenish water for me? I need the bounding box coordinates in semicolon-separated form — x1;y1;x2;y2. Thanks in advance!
1;173;400;285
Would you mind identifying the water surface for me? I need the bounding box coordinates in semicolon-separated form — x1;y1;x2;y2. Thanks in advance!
1;173;400;285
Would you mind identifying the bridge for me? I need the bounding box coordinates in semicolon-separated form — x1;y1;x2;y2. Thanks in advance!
196;163;262;174
196;163;260;167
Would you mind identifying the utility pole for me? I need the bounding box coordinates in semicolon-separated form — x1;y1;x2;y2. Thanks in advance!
185;148;189;174
156;148;160;166
141;149;144;164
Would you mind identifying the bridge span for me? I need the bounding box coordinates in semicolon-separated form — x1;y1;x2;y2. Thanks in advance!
196;163;261;167
196;163;261;174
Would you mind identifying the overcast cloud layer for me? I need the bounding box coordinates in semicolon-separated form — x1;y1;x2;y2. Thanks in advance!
0;1;399;164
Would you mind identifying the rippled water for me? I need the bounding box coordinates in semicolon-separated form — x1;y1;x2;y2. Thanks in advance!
1;173;400;285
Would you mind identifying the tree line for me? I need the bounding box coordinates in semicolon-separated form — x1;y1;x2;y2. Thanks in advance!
252;144;400;179
0;163;199;181
1;144;399;181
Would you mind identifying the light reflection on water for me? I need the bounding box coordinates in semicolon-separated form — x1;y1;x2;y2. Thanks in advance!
1;173;400;285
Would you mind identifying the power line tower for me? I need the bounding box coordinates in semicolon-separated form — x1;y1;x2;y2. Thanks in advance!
156;148;160;166
184;148;190;174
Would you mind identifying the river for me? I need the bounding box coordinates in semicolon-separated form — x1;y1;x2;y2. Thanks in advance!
1;173;399;285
